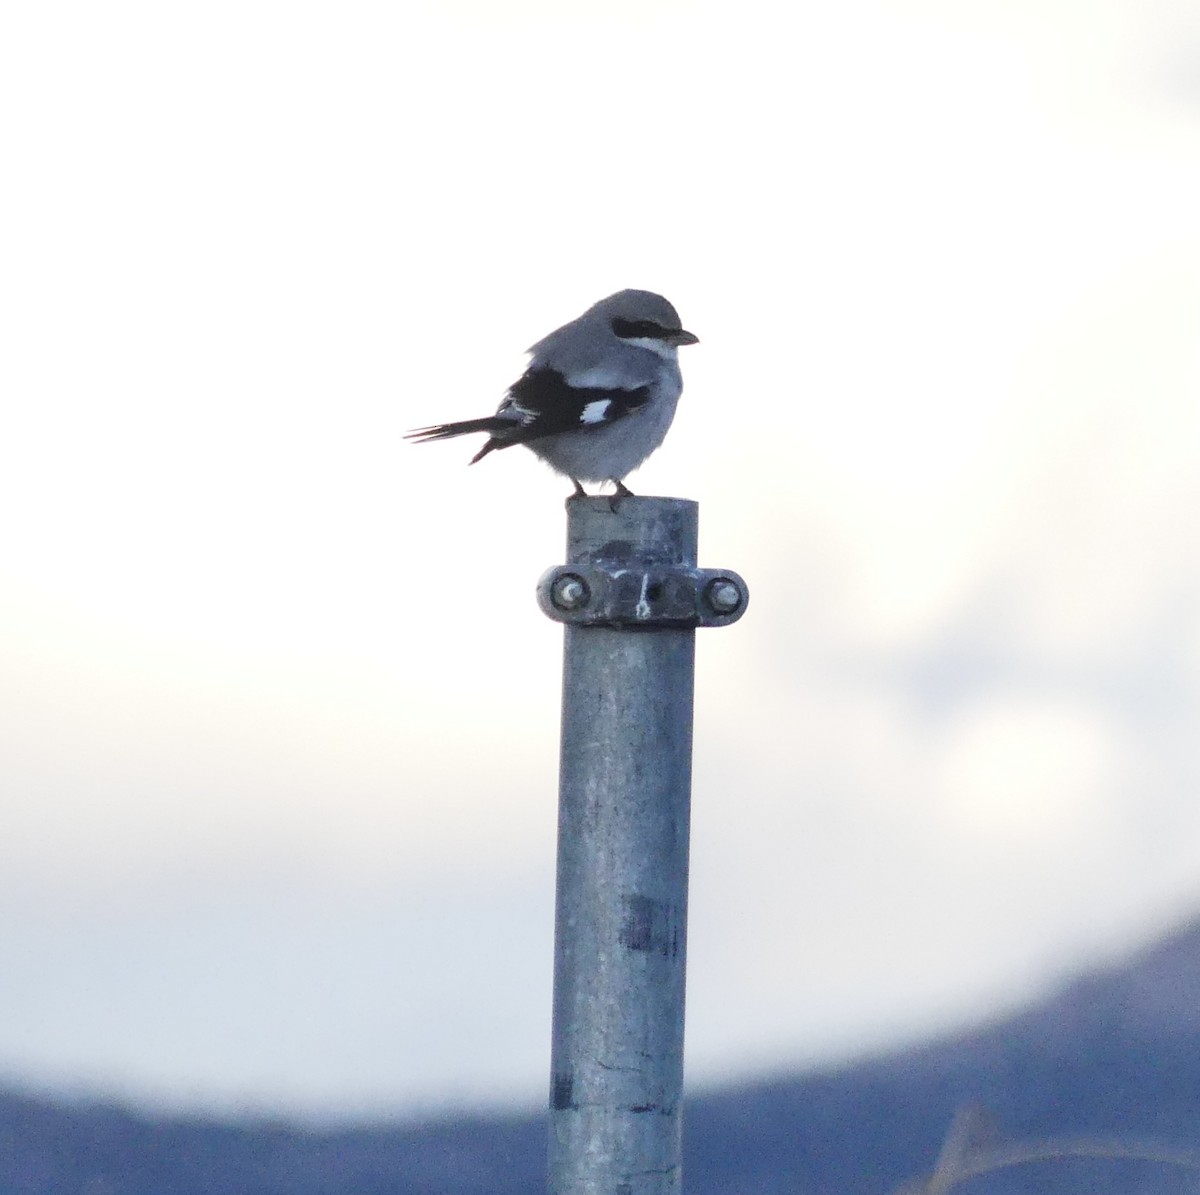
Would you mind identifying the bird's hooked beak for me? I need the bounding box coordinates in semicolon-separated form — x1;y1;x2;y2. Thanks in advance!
668;329;699;347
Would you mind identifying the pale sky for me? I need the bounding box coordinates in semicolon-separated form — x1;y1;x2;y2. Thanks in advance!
1;0;1198;1120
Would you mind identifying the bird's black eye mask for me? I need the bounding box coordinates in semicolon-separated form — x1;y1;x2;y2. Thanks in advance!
611;317;673;341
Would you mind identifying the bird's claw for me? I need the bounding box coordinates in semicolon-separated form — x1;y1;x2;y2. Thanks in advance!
608;480;634;513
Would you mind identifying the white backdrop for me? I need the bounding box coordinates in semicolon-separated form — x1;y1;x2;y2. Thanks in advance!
1;0;1198;1120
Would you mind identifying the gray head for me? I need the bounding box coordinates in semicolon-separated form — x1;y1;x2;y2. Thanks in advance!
528;290;699;364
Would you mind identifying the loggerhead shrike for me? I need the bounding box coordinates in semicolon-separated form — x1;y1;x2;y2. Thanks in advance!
405;290;698;498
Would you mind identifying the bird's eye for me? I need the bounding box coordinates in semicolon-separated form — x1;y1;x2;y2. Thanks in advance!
612;317;670;340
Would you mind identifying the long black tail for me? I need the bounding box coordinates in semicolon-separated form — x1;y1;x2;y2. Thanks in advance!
404;416;510;444
404;416;513;464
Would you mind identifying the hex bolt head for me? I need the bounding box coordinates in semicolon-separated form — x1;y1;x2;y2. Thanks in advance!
551;572;590;612
705;578;742;615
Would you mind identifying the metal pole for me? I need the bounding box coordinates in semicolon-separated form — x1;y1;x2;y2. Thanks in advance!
537;496;748;1195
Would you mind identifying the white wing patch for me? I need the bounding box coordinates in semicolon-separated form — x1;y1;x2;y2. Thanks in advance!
499;397;538;425
580;399;612;425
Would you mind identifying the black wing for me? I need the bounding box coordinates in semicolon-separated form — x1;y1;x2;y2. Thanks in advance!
406;367;652;466
491;366;651;446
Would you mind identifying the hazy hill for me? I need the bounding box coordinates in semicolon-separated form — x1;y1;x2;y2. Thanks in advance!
4;918;1200;1194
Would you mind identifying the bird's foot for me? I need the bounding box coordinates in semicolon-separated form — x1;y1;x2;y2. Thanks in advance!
569;479;587;500
608;480;634;513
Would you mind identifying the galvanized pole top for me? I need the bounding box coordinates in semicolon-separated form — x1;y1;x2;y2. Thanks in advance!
537;497;748;630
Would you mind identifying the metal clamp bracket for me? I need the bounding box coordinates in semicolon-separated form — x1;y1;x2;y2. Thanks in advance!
537;562;749;628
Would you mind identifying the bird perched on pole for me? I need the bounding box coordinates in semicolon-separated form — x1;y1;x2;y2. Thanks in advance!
405;290;698;500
